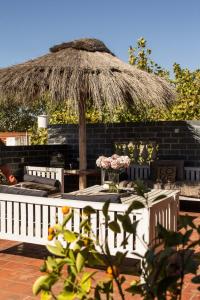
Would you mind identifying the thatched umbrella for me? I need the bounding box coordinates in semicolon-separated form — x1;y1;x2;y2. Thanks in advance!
0;38;175;189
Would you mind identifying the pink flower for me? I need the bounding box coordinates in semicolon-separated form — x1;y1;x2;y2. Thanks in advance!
96;154;131;170
111;154;120;160
101;157;111;169
96;156;106;168
111;159;121;169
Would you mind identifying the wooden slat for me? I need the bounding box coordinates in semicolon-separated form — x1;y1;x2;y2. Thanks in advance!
7;202;12;234
21;203;27;237
14;202;20;236
73;208;81;234
35;205;41;238
42;206;48;239
50;207;57;227
28;204;34;237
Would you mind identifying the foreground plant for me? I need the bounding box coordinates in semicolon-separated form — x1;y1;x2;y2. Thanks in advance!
33;183;200;299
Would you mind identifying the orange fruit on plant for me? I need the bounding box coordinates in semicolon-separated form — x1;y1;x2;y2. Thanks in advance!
48;227;54;234
62;206;70;214
48;234;54;241
106;265;119;277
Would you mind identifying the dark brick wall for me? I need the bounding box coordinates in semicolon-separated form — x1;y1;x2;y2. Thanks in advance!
48;121;200;167
0;144;70;180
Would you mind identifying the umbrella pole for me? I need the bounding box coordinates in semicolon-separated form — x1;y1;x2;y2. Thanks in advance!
78;100;87;189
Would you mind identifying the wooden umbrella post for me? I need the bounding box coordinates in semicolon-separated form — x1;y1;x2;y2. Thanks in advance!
78;100;87;189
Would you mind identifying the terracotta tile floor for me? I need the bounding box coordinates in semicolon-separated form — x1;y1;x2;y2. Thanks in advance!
0;212;199;300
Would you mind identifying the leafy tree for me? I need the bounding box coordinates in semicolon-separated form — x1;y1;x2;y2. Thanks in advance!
128;38;200;122
170;64;200;120
129;37;169;78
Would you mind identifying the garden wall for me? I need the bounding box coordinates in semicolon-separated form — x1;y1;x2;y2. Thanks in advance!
0;144;70;180
48;120;200;168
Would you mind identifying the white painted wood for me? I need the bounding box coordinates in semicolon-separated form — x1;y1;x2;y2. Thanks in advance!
7;202;12;234
42;206;49;239
14;202;20;236
28;204;34;237
35;204;41;238
25;166;64;192
21;203;27;237
0;187;179;259
73;208;81;234
0;201;6;234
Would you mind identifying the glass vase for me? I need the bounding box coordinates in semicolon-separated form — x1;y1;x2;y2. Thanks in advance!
108;171;119;193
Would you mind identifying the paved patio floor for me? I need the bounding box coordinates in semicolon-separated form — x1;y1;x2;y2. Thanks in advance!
0;212;199;300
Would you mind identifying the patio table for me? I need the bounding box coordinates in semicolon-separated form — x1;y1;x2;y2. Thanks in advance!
65;184;178;206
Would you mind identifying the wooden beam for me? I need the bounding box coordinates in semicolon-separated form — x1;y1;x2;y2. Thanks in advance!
78;100;87;189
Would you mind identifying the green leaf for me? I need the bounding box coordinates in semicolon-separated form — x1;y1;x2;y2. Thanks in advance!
53;224;62;232
108;221;121;233
76;252;85;273
41;291;52;300
46;245;65;257
103;200;110;218
33;275;50;295
126;201;145;214
179;215;196;229
126;201;145;211
33;274;58;295
157;276;179;298
54;240;64;252
153;194;166;202
192;275;200;284
81;271;97;284
83;206;96;215
57;291;75;300
115;251;128;265
46;256;57;273
62;212;72;227
88;252;105;266
126;284;142;295
80;219;88;229
80;272;95;293
182;229;193;244
63;230;77;243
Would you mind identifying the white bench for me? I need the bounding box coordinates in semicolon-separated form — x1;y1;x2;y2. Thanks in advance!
24;166;64;193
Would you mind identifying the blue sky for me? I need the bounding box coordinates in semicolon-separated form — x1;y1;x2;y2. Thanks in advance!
0;0;199;73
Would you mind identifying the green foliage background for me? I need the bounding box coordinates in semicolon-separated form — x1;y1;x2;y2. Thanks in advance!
1;37;200;144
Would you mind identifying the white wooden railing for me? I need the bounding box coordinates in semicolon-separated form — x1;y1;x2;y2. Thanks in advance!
0;192;178;258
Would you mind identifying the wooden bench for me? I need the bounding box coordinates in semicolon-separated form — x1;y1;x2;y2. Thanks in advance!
24;166;64;193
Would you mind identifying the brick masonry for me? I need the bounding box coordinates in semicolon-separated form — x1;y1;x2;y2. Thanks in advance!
48;120;200;168
0;144;71;180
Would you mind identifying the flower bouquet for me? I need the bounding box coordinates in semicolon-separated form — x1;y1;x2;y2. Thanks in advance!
96;154;131;192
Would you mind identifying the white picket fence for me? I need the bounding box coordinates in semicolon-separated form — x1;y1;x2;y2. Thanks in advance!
0;191;179;258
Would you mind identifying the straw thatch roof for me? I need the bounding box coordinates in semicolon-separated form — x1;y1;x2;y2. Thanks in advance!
0;38;175;111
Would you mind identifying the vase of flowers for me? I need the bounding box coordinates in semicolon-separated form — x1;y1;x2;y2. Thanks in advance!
96;154;131;192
